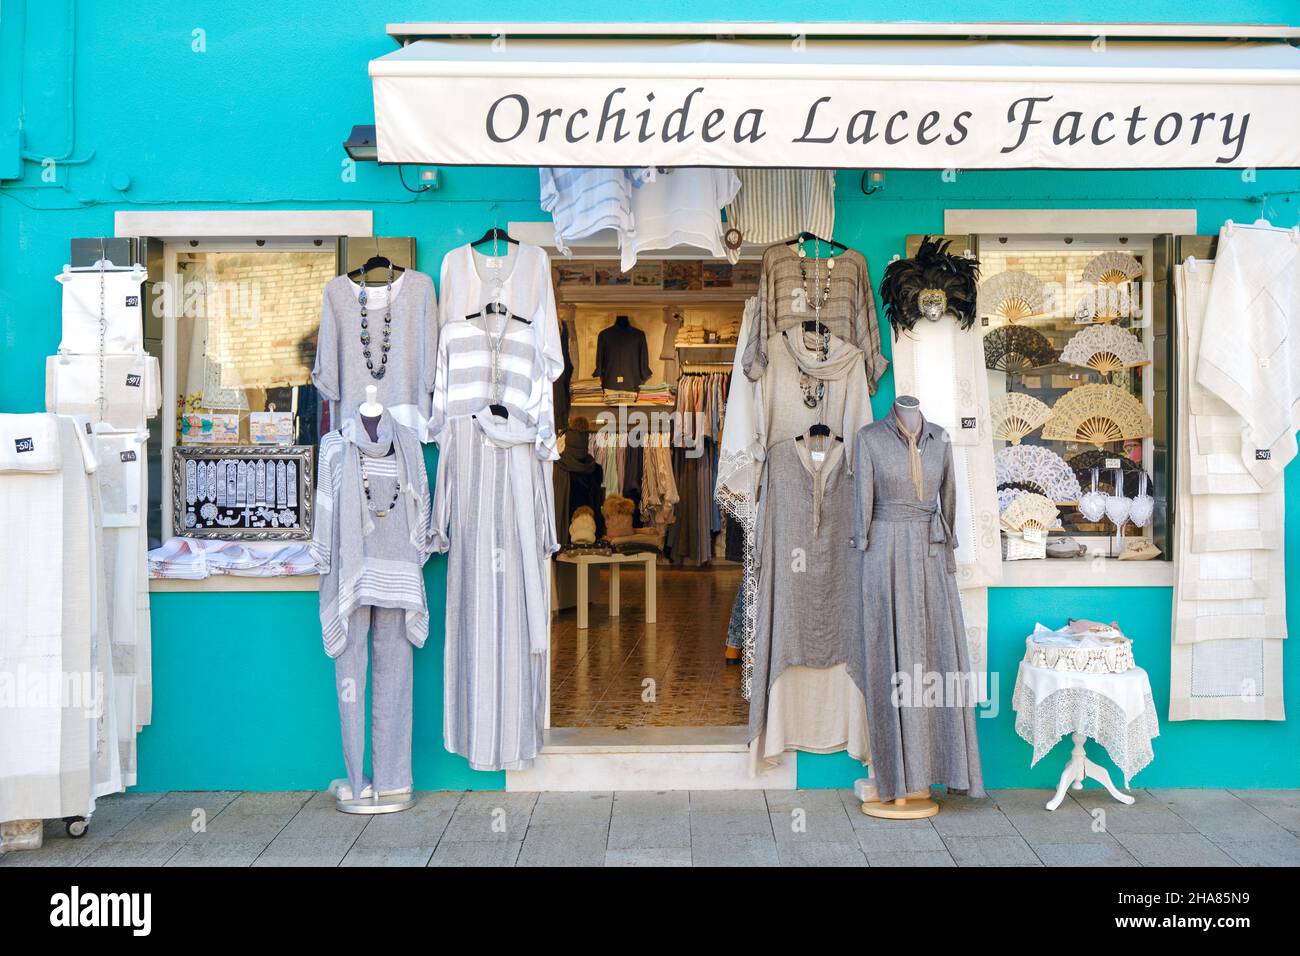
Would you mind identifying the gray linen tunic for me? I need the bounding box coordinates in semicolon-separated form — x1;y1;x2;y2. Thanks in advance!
748;435;865;748
312;271;438;433
850;411;985;802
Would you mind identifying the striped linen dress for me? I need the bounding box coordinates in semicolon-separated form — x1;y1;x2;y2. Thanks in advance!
433;410;559;772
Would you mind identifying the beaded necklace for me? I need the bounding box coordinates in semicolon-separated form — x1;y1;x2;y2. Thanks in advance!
357;267;394;380
359;452;401;518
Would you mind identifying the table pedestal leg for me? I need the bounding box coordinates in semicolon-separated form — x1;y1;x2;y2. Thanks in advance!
1045;733;1135;810
609;564;620;617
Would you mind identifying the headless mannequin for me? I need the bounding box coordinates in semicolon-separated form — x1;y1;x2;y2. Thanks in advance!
330;383;415;815
894;394;923;433
857;393;942;821
360;385;383;442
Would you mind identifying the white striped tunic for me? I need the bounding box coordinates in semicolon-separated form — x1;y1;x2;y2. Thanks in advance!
433;411;558;772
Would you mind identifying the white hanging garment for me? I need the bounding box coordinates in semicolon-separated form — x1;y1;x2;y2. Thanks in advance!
1196;221;1300;487
1170;262;1287;722
55;266;146;354
890;317;1002;589
45;353;162;428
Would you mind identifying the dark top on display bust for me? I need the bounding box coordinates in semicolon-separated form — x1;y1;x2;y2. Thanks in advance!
594;316;652;391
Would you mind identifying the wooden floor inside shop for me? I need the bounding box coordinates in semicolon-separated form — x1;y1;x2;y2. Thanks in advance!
550;566;748;729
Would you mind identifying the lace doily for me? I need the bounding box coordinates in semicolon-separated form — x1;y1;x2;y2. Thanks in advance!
1012;673;1159;786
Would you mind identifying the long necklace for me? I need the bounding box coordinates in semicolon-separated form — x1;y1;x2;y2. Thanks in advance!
359;452;401;518
482;305;507;407
357;267;394;380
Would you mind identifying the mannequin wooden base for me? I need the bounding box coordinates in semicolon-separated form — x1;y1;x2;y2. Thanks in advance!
860;796;940;820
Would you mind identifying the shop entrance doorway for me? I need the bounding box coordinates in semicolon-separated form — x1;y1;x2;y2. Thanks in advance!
546;251;753;733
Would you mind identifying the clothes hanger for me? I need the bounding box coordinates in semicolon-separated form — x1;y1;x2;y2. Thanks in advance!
347;238;405;280
464;300;530;324
798;422;843;443
470;226;518;250
786;231;849;253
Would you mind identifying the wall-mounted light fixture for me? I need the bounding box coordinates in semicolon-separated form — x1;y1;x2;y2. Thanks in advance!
343;124;438;193
860;170;885;196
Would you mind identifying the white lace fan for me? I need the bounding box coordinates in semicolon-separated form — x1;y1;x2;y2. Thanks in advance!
1000;493;1062;533
1059;324;1150;375
994;445;1083;503
990;392;1051;445
1082;251;1143;286
1042;384;1153;447
978;270;1051;323
1074;285;1138;324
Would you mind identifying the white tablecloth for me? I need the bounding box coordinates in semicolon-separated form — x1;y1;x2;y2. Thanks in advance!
1011;663;1160;786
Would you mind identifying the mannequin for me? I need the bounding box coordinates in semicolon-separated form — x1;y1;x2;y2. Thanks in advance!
359;385;383;443
858;394;941;820
593;314;652;391
893;394;923;432
325;383;420;815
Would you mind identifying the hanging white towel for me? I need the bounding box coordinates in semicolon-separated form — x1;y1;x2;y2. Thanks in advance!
1196;222;1300;487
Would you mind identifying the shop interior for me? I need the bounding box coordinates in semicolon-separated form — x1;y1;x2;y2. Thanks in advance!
547;256;754;729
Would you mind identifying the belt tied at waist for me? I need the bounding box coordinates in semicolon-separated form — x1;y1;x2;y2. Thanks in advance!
872;501;947;547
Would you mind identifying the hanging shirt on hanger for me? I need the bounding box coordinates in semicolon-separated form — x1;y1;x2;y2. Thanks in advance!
313;270;438;437
622;168;741;271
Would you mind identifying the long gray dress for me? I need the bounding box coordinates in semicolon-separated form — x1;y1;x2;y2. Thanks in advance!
433;409;558;772
749;433;867;761
850;411;985;802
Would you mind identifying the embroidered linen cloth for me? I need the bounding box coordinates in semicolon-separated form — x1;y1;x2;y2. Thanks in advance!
1012;662;1159;787
1197;222;1300;487
1171;261;1286;721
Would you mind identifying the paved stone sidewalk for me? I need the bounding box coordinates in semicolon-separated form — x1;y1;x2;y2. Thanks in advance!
3;788;1298;867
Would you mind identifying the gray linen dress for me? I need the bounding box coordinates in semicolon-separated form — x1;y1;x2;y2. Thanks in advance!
850;411;985;802
749;434;866;751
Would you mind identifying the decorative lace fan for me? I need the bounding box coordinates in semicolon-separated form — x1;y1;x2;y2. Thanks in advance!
978;270;1050;323
1000;493;1061;533
990;392;1051;444
1042;384;1153;447
983;325;1058;372
1082;251;1143;286
1059;324;1149;375
1074;285;1137;324
994;445;1083;503
998;486;1032;513
1067;450;1148;495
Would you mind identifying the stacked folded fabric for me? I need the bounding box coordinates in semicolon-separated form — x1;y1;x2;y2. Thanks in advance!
637;382;676;405
1171;247;1287;721
676;325;707;345
569;378;604;405
717;319;742;343
148;537;318;579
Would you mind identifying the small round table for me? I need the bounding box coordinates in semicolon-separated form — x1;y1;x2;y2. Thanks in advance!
1011;662;1160;812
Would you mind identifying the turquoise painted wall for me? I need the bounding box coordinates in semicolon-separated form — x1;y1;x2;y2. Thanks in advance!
3;2;1299;792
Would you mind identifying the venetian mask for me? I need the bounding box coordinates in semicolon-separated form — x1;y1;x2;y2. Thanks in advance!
917;288;949;322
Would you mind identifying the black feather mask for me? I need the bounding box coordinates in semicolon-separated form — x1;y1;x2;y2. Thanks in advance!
880;236;981;338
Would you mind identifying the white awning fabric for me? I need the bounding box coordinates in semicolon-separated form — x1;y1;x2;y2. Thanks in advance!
370;36;1300;169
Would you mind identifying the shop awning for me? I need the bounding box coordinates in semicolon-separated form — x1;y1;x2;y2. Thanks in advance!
370;26;1300;169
